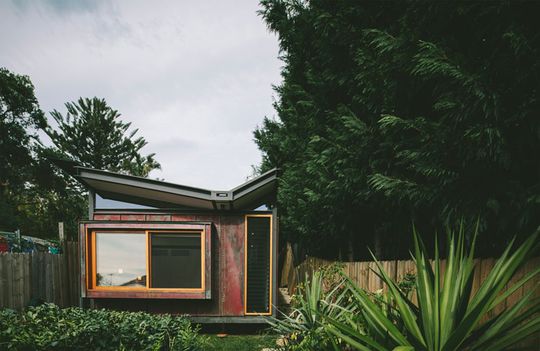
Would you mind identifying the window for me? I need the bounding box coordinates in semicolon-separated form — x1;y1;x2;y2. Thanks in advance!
87;226;208;296
95;232;146;287
94;193;155;210
244;214;272;315
150;233;202;289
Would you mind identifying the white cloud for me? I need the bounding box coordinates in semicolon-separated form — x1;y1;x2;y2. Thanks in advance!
0;0;281;189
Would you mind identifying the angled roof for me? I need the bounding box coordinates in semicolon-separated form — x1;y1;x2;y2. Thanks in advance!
53;158;277;211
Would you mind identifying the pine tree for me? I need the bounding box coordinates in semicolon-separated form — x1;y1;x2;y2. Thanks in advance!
47;97;160;177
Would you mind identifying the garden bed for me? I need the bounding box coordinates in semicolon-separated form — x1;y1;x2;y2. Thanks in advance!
0;303;205;350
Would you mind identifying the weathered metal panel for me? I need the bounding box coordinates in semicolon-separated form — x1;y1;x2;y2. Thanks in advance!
120;214;145;221
219;215;245;316
196;215;220;222
171;214;196;221
145;214;171;221
93;214;121;220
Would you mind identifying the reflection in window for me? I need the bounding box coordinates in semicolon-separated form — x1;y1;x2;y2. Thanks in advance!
95;233;146;287
95;194;155;210
151;233;202;288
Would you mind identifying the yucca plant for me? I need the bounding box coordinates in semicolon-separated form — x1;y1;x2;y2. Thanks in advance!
324;227;540;351
270;270;356;350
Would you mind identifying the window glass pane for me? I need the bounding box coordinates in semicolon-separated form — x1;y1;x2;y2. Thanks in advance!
151;233;202;288
95;233;146;287
95;194;155;210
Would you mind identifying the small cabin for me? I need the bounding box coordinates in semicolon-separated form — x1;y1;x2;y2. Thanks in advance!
57;160;278;323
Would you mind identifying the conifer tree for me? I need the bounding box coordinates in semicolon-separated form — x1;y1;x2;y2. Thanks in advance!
255;0;540;258
47;97;160;177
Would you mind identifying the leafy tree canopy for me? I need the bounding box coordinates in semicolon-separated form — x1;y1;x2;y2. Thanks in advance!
255;0;540;259
0;67;46;190
47;97;160;177
0;68;87;237
0;68;48;231
1;70;161;239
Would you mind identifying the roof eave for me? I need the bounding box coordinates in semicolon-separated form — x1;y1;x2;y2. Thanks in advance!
50;157;277;211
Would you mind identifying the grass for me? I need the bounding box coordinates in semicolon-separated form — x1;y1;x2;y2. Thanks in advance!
205;334;278;351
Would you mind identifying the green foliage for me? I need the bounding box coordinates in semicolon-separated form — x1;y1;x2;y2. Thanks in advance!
47;97;160;177
271;266;356;350
0;67;161;239
205;335;277;351
40;97;162;238
0;67;46;191
255;1;540;258
0;68;77;237
0;303;206;351
323;227;540;351
272;263;417;350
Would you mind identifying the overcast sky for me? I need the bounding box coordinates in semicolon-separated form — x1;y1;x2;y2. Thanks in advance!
0;0;281;190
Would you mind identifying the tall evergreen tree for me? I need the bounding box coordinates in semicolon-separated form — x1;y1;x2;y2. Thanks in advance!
255;1;540;258
47;97;160;177
40;97;161;239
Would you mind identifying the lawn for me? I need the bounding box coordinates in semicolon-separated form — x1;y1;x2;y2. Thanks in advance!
205;334;278;351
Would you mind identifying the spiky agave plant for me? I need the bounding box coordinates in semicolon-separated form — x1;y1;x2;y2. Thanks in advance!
270;270;356;350
324;227;540;351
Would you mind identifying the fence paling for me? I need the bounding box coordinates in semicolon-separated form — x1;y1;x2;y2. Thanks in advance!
282;246;540;317
0;243;80;310
283;254;539;348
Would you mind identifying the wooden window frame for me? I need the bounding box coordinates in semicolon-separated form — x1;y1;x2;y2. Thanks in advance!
83;222;211;299
244;214;273;316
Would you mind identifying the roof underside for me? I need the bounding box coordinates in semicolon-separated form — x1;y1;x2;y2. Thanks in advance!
55;160;277;211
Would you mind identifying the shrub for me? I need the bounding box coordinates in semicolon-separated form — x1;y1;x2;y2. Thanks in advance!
325;227;540;351
272;227;539;350
270;263;358;350
0;303;206;351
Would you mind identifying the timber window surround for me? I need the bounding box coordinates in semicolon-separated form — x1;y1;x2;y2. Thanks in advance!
84;223;211;299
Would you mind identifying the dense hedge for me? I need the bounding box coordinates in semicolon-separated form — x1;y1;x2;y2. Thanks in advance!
255;0;540;259
0;303;205;351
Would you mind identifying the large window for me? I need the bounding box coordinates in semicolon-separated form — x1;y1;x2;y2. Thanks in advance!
150;233;202;289
95;232;147;287
88;229;206;294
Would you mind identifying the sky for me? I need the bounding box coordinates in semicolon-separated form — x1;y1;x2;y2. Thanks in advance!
95;232;146;286
0;0;281;190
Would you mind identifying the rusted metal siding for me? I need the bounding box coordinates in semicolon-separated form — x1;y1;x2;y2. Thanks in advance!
93;214;121;221
145;214;171;221
120;214;145;221
219;215;245;315
84;211;268;318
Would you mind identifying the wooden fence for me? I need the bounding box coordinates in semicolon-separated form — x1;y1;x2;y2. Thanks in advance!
281;244;539;346
0;242;80;310
281;243;540;313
